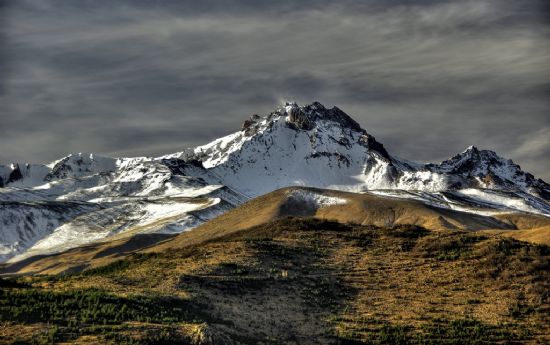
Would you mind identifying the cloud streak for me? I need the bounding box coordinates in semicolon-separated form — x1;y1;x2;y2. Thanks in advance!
1;0;549;180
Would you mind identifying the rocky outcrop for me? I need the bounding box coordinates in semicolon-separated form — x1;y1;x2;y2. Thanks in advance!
308;102;363;132
286;103;314;130
242;114;261;136
7;164;24;184
283;101;363;133
45;156;73;181
162;158;204;175
359;134;391;161
185;323;234;345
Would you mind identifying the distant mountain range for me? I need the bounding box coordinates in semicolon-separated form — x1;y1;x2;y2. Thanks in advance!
1;101;548;263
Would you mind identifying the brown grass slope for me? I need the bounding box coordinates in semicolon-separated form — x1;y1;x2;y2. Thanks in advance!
155;187;550;251
486;225;550;246
2;187;549;276
0;234;176;276
1;217;549;344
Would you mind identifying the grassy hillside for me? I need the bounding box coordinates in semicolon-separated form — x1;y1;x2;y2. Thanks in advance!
4;187;548;276
1;217;549;344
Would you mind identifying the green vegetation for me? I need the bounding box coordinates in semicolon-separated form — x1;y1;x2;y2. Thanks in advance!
419;318;522;344
0;287;196;325
336;318;524;345
80;253;160;277
416;233;487;260
384;225;430;239
476;238;550;280
0;285;208;344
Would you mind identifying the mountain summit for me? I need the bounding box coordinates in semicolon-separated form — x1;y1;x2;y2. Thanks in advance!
161;101;548;198
0;101;548;262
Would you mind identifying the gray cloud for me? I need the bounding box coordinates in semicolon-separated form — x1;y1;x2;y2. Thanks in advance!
1;0;549;180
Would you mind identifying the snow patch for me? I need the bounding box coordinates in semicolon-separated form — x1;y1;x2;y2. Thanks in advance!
286;189;347;208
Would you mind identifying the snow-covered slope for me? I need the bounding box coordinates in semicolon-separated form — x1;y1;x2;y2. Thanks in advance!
1;101;548;262
163;102;549;199
0;155;246;262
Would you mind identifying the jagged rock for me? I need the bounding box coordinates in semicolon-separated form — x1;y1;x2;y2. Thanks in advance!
162;158;205;175
242;114;262;136
286;103;314;130
7;164;23;183
358;134;391;160
45;156;73;181
241;114;260;137
323;106;362;132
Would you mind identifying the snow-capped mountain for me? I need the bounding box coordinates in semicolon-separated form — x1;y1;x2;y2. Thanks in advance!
163;102;548;198
1;101;548;262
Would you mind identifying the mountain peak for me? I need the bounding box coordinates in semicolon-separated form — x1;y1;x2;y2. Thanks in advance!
274;101;364;132
240;101;365;137
462;145;479;154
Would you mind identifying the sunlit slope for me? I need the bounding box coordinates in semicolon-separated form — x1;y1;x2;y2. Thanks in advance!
1;217;548;344
156;187;550;251
3;187;548;276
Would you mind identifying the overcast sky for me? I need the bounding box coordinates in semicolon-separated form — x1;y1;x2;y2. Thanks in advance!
1;0;549;180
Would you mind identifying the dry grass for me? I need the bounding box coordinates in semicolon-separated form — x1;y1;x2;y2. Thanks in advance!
2;216;549;344
485;225;550;246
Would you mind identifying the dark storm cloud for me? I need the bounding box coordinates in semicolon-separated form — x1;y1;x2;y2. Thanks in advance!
1;0;549;180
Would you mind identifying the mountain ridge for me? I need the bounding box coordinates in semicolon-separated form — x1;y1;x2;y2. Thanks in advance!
0;101;548;263
2;101;547;197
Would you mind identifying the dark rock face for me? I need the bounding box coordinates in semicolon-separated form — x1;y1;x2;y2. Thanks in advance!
7;164;24;183
45;157;72;181
538;187;550;200
282;102;392;161
241;119;254;131
358;134;391;161
323;107;362;132
337;137;351;149
307;151;351;167
284;101;364;133
162;158;204;175
299;102;362;133
365;136;391;161
242;114;262;136
287;105;314;130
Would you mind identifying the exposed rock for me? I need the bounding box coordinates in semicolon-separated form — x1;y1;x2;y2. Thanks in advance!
358;134;391;160
286;103;314;130
7;164;24;183
307;151;351;167
45;156;73;181
337;137;351;148
322;106;363;132
162;158;205;175
186;323;234;345
242;114;262;136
